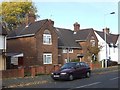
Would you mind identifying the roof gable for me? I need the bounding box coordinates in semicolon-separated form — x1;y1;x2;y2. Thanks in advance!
95;30;119;45
55;27;82;49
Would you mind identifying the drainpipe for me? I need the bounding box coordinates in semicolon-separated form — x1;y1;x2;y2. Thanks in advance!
67;47;70;62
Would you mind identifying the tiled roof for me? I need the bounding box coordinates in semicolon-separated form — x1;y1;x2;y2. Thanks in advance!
95;30;119;45
7;19;119;48
7;19;48;38
74;28;93;41
7;19;82;49
55;27;82;49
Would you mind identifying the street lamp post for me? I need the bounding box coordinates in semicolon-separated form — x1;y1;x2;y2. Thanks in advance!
104;12;115;68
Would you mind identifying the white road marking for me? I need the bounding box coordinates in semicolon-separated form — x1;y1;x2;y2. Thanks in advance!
110;77;120;80
75;82;101;88
67;82;101;90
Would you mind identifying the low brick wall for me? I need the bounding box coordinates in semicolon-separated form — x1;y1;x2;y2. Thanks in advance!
35;66;45;74
88;62;102;70
1;68;24;78
35;65;61;76
1;63;102;79
1;65;61;78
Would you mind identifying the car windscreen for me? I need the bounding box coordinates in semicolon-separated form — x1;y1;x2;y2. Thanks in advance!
60;63;76;70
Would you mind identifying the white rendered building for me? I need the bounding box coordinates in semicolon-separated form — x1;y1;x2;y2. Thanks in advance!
94;28;119;65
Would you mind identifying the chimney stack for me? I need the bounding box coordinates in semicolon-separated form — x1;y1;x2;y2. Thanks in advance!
26;11;36;26
73;22;80;32
103;27;110;34
48;19;54;27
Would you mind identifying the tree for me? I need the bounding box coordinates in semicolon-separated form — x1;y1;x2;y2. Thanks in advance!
86;45;102;62
0;0;37;30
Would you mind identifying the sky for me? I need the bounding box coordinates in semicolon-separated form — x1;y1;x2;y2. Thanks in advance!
34;2;118;34
0;0;119;34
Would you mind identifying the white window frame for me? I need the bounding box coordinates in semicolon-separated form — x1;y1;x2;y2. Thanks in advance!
11;57;18;65
43;34;52;45
90;40;95;47
62;49;73;53
69;49;73;53
43;53;52;64
63;49;67;53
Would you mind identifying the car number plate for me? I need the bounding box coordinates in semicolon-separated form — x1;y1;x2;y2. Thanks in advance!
54;75;59;77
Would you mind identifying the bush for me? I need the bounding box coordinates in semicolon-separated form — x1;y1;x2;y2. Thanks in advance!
35;73;45;76
110;61;118;66
24;72;31;77
71;59;80;62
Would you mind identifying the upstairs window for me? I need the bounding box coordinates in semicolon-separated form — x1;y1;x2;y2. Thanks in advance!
90;40;95;47
43;30;52;45
90;36;96;47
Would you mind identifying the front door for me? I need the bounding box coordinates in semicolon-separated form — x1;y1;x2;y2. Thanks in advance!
18;57;24;66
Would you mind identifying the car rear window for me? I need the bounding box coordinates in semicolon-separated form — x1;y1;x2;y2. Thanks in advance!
61;63;77;69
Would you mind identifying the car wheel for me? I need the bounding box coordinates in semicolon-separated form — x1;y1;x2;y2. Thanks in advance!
69;74;74;81
86;72;90;78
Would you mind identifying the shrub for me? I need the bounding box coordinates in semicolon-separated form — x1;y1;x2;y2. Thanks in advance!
24;72;31;77
71;59;80;62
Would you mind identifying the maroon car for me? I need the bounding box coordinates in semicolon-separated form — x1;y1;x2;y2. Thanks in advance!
51;62;91;81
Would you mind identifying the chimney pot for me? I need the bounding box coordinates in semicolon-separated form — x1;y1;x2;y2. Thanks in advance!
103;27;110;34
73;22;80;32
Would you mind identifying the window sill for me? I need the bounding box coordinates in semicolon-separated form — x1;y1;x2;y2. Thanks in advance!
43;63;52;64
43;43;52;45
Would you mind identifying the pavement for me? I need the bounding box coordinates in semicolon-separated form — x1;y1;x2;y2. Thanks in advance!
1;65;119;89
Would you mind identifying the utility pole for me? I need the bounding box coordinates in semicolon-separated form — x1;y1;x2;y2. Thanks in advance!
104;12;115;68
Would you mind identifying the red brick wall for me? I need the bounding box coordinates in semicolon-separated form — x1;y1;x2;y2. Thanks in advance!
1;68;24;78
87;62;102;70
35;65;61;75
1;63;102;79
7;36;37;67
35;66;45;74
79;41;89;62
35;21;58;65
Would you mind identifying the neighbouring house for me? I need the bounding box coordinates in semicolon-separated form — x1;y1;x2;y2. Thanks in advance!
94;28;119;64
73;22;98;63
0;23;7;70
55;27;82;64
54;22;98;64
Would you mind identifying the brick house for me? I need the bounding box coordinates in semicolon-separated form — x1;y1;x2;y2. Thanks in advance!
73;22;98;63
7;19;58;69
6;14;98;69
55;27;82;65
56;22;98;64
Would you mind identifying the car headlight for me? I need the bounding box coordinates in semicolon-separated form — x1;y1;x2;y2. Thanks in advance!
60;72;67;75
51;73;54;75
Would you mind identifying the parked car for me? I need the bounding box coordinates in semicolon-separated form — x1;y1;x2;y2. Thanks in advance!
51;62;91;81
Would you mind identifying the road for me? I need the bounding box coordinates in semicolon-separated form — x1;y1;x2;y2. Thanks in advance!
23;70;119;89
